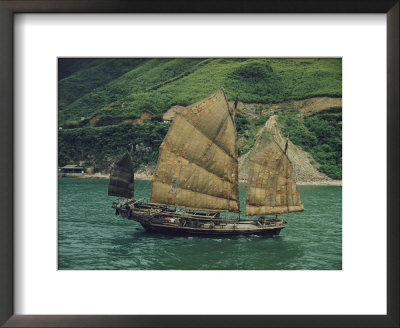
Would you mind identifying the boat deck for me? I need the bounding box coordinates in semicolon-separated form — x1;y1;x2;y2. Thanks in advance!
113;200;285;236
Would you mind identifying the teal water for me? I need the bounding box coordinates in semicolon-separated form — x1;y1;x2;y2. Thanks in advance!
58;178;342;270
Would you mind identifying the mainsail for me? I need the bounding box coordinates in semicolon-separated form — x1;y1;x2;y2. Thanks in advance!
246;141;304;215
108;152;134;199
150;88;240;212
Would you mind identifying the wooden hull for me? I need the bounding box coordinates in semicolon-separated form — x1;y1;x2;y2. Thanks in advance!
140;223;283;236
113;201;285;237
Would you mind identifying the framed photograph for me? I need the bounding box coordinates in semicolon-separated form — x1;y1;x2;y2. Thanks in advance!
1;1;398;327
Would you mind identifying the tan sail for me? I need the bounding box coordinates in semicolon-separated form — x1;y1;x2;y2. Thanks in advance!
150;88;240;212
246;141;304;215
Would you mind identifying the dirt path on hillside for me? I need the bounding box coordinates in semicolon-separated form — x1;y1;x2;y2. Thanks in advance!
230;96;342;118
270;97;342;114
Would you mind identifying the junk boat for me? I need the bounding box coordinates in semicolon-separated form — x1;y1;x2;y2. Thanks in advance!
109;88;304;236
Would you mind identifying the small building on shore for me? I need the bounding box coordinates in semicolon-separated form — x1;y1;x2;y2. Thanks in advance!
59;165;85;177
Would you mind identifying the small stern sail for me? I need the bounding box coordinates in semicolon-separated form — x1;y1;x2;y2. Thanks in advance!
246;141;304;215
150;88;240;212
108;152;134;199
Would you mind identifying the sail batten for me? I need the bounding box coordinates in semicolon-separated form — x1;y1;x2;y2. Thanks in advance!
246;141;304;215
151;180;239;212
150;88;240;212
108;152;134;199
157;147;238;185
177;113;238;162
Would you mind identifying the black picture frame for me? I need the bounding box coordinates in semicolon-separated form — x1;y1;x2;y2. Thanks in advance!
0;1;398;327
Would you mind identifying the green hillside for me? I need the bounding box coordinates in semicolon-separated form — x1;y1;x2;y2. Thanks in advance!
58;58;342;178
278;106;342;179
58;58;146;110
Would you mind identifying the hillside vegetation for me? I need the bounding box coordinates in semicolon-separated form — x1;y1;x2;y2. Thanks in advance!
58;58;342;179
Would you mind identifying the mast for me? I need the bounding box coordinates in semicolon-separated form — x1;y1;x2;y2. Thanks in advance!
246;141;304;216
150;88;240;213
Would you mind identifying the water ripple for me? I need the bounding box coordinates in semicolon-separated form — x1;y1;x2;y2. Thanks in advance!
58;179;342;270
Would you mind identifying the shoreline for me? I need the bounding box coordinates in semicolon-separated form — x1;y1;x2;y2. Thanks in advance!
75;173;342;186
296;180;342;186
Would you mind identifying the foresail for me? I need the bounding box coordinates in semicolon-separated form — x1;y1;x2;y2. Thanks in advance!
108;152;134;199
150;88;240;212
246;142;304;215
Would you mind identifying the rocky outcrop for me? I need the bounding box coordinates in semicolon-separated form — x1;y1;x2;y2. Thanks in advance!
239;115;336;185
